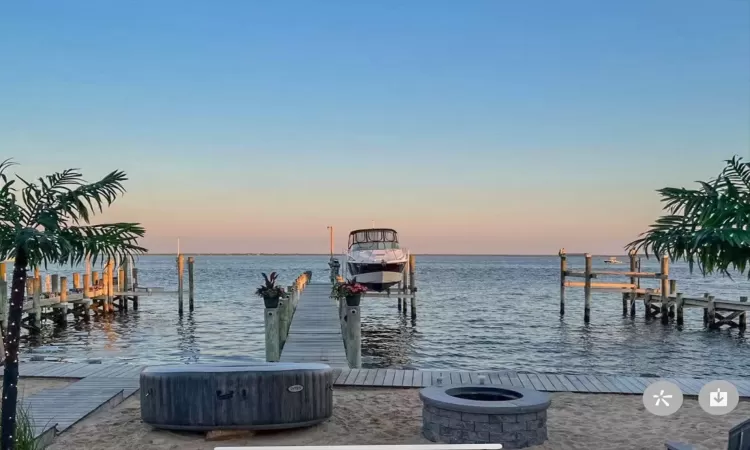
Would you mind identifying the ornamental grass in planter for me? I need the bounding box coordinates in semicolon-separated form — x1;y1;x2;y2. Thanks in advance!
255;272;286;308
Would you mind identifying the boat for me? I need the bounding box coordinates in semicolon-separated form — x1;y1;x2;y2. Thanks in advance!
345;228;408;292
604;257;623;264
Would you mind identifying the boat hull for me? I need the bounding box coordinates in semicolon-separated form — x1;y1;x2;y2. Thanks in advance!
347;262;405;292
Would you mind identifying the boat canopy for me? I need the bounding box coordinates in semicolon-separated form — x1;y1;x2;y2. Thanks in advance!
348;228;400;250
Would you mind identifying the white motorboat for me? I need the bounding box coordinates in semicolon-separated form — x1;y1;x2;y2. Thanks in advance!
346;228;408;292
604;257;623;264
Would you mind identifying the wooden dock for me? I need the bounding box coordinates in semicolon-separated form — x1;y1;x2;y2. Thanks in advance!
15;361;750;396
279;282;349;367
558;250;749;330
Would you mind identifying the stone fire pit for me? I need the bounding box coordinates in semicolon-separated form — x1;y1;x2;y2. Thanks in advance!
420;383;550;449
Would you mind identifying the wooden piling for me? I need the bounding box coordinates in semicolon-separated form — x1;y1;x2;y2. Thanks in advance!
408;254;416;318
188;257;195;312
92;271;100;289
559;249;567;315
265;307;280;362
122;256;130;291
707;295;716;329
118;267;125;292
583;253;592;322
132;267;139;310
703;293;709;325
740;296;748;331
628;251;636;316
106;260;115;313
344;304;362;368
676;293;684;325
32;277;42;328
44;274;51;295
57;277;68;326
278;296;289;347
668;279;677;317
0;262;5;282
660;256;669;324
177;254;184;315
73;272;81;290
51;274;59;295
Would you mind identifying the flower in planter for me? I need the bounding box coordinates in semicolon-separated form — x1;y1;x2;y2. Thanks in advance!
331;279;368;300
255;272;286;299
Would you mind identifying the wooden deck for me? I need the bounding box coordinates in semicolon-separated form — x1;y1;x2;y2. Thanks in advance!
17;361;750;397
280;283;349;367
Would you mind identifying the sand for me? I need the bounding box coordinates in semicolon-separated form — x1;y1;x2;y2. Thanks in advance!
46;387;749;450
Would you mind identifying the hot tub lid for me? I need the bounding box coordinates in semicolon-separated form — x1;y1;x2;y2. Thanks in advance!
141;362;332;374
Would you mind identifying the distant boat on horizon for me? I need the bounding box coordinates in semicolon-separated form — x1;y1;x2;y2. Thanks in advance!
604;257;624;264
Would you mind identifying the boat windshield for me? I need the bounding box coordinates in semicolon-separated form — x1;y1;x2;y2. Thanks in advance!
349;229;400;250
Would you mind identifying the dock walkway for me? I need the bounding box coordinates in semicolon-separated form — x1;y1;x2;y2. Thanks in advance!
280;282;349;367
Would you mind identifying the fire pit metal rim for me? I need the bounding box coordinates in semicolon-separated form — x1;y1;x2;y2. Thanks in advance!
420;384;550;414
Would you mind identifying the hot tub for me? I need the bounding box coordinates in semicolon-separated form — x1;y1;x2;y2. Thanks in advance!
140;363;333;431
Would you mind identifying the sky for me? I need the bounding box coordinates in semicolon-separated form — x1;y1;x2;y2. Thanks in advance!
1;0;749;254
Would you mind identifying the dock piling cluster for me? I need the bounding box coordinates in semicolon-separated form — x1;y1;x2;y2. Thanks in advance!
559;249;749;330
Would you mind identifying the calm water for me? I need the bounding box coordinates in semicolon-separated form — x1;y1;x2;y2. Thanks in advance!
17;255;750;377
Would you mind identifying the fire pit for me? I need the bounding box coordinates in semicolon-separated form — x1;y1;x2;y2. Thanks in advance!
420;384;550;449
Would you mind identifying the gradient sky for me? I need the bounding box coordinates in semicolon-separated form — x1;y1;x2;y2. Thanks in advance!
1;0;749;254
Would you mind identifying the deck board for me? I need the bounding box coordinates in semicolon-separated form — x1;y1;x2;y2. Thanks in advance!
280;284;349;367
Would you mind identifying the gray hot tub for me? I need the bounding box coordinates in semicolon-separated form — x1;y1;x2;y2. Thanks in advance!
140;363;333;431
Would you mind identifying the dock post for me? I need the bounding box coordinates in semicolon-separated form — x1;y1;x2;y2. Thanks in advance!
51;274;59;296
188;257;195;312
703;293;709;325
57;277;68;326
32;277;42;329
344;303;362;368
177;254;184;315
707;295;716;329
408;254;416;319
668;280;677;317
44;274;51;295
264;306;280;362
122;257;130;291
627;251;637;315
72;272;81;291
82;273;91;322
279;295;289;348
676;293;684;325
92;270;100;289
106;260;114;313
740;296;747;331
401;266;408;315
583;253;592;323
132;268;139;310
559;249;567;315
660;256;669;324
0;263;7;330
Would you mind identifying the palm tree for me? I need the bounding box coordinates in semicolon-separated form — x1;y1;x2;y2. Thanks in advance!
0;160;146;450
626;156;750;278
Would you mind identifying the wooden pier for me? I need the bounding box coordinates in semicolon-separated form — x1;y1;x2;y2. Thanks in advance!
267;256;419;369
0;255;193;333
559;249;749;330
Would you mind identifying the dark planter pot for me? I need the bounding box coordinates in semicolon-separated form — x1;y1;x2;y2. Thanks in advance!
345;294;361;307
263;296;280;309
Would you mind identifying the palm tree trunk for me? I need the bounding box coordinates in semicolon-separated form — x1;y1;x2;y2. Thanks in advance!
1;248;28;450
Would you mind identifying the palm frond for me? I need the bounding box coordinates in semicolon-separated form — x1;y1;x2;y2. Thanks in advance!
626;155;750;279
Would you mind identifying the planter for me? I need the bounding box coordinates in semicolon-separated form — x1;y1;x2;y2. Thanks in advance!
263;296;281;309
345;294;361;307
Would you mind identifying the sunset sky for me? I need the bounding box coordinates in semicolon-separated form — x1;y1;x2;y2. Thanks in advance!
1;1;748;254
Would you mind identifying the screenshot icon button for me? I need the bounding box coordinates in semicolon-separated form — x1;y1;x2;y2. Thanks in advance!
699;380;738;415
643;380;683;416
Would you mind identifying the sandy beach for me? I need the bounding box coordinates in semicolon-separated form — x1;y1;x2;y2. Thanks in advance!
42;386;748;450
